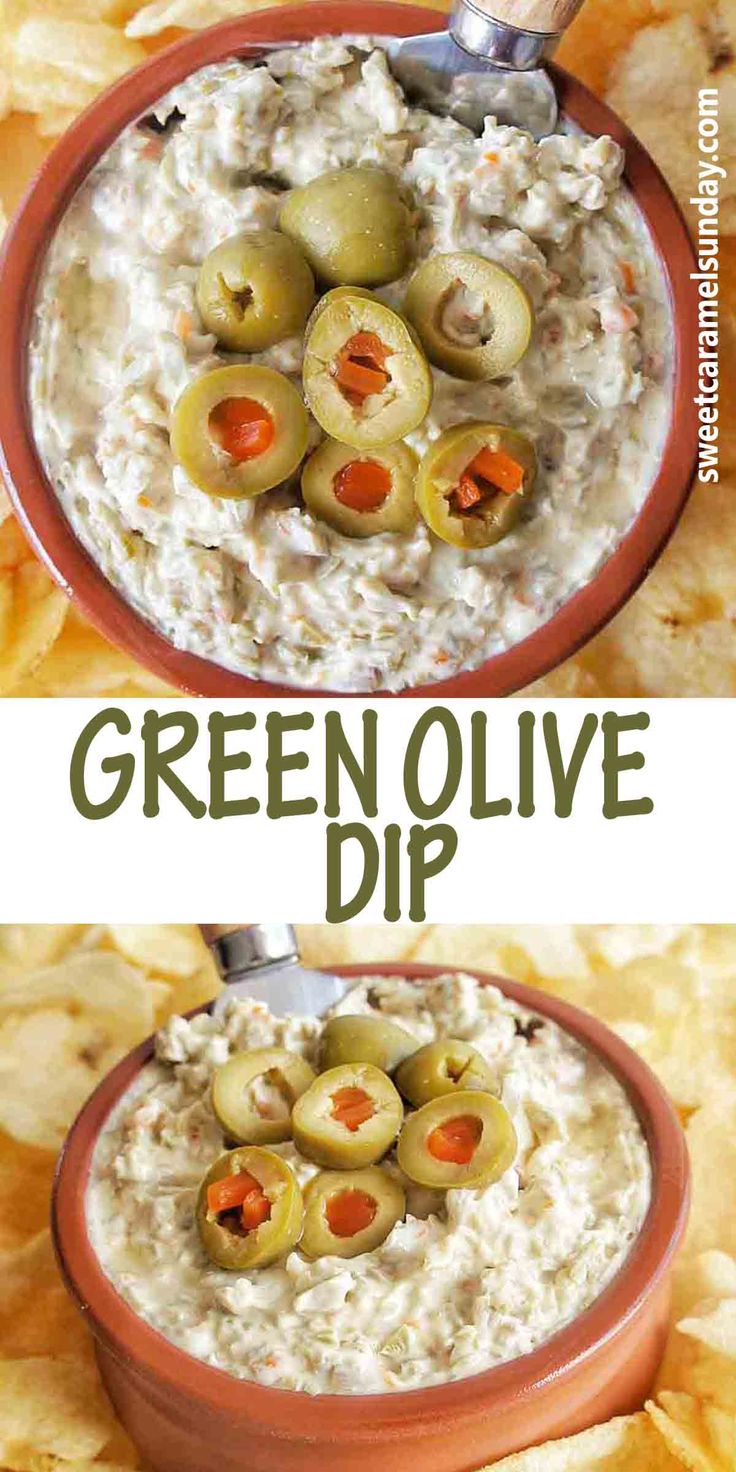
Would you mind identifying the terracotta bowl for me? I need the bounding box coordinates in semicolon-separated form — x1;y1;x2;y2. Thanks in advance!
52;961;690;1472
0;3;698;698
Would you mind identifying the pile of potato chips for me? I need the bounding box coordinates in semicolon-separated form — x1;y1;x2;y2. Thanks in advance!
0;922;734;1471
0;0;733;694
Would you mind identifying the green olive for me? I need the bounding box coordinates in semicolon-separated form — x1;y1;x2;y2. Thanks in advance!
397;1091;517;1191
292;1063;404;1169
301;436;418;538
196;1146;303;1270
319;1015;417;1074
171;364;309;498
395;1040;495;1108
212;1048;316;1146
416;422;536;549
280;167;414;287
301;1167;405;1260
303;289;432;450
404;252;532;380
196;229;315;352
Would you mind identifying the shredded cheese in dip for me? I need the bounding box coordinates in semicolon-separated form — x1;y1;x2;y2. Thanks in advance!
29;38;671;693
87;974;651;1394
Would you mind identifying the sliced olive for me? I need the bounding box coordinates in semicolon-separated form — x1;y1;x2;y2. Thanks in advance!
280;167;414;287
212;1048;316;1146
303;290;432;450
416;422;536;549
171;364;309;498
397;1091;517;1190
404;252;532;380
196;229;315;352
196;1146;303;1270
395;1040;495;1108
301;1166;405;1260
301;437;418;538
319;1015;417;1074
292;1062;404;1169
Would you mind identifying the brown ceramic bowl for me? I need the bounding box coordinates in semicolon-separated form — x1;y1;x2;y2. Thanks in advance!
0;3;698;698
52;961;689;1472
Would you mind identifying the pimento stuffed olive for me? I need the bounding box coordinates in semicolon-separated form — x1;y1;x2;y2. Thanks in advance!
416;423;536;549
196;229;315;352
396;1091;517;1190
319;1015;417;1074
303;290;432;450
301;1167;405;1259
280;166;414;288
212;1048;316;1146
301;436;418;538
292;1063;404;1169
404;252;532;380
196;1147;303;1270
395;1040;495;1108
171;364;309;498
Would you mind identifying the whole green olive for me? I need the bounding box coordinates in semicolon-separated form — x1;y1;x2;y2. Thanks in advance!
395;1039;495;1108
280;167;414;287
319;1015;417;1072
196;229;315;352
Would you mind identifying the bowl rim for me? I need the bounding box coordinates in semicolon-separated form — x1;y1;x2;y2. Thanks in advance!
51;960;690;1438
0;1;699;699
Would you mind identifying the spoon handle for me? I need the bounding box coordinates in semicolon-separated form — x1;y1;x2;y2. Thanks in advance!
200;923;299;979
466;0;585;32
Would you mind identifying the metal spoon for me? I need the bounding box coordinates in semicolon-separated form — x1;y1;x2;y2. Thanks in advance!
201;924;358;1019
384;0;587;138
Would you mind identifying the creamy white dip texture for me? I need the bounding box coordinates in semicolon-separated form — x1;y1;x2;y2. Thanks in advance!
29;37;671;692
87;974;651;1394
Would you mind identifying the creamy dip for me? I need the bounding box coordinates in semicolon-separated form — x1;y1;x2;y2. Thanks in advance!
29;37;671;693
87;973;651;1394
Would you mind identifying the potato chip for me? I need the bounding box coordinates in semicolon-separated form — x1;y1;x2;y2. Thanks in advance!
0;1357;117;1466
298;924;432;969
126;0;314;38
107;923;208;979
0;561;68;694
4;0;130;22
0;952;155;1149
679;1298;736;1361
0;1129;56;1253
9;19;146;129
682;1097;736;1264
648;1392;733;1472
11;603;175;697
482;1412;683;1469
606;14;736;235
0;1230;88;1359
0;925;84;971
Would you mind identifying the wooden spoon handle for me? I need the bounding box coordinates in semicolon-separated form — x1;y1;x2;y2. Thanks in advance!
200;924;247;945
200;924;299;977
467;0;586;33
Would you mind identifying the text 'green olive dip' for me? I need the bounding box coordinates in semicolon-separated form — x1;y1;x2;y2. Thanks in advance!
30;38;672;692
87;973;651;1394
